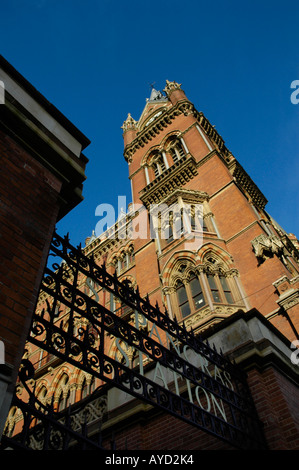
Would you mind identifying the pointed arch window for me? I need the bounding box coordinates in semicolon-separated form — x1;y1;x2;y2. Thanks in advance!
189;273;205;310
119;280;134;317
176;280;191;318
65;389;71;409
207;274;221;302
163;208;186;243
81;378;88;399
202;218;208;232
57;374;70;411
172;261;239;320
169;139;185;164
219;274;234;304
176;273;206;318
113;245;135;275
153;156;166;178
37;386;47;411
190;205;208;232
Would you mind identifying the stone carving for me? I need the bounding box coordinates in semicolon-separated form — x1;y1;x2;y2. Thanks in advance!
278;290;299;311
121;113;137;132
251;234;284;263
164;80;182;96
69;396;107;431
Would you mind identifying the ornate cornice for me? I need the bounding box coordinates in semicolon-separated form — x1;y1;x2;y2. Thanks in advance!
182;304;244;331
277;289;299;311
123;98;231;163
197;113;229;156
158;188;209;207
229;161;267;210
123;99;192;162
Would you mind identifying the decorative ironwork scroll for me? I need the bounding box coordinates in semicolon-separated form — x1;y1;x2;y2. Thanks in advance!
1;231;267;450
1;359;108;450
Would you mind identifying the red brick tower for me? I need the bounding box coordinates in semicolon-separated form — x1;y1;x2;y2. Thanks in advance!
4;80;299;451
122;80;299;341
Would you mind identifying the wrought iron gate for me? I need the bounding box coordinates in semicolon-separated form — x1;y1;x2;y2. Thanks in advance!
0;231;268;450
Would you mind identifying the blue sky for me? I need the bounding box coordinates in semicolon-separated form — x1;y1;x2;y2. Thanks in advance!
1;0;298;246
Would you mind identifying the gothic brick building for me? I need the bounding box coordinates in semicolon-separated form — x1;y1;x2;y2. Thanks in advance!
2;79;299;450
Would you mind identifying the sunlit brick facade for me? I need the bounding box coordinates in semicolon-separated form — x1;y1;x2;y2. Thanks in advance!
5;80;299;450
121;80;299;338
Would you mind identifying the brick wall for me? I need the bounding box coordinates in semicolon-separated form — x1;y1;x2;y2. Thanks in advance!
102;409;234;451
102;362;299;451
247;367;299;450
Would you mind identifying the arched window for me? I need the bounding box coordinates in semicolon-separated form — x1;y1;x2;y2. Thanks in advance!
176;273;206;318
112;246;135;276
171;260;238;319
152;156;166;178
190;205;208;233
176;280;190;318
189;273;205;310
38;386;47;403
153;162;160;178
207;273;221;302
36;386;48;414
57;388;70;411
81;377;88;399
168;139;185;164
56;373;70;412
119;253;126;271
162;208;185;243
219;274;234;304
166;223;174;242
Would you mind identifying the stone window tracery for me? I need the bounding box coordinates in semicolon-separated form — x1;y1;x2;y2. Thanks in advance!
37;385;48;406
170;256;240;320
158;202;209;248
152;154;166;178
145;135;188;184
79;375;95;400
167;138;185;164
56;373;71;412
111;244;135;276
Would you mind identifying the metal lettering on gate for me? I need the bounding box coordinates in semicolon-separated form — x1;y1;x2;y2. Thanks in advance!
1;231;267;450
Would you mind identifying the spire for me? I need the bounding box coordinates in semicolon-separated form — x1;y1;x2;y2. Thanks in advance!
121;113;137;132
148;87;165;102
121;113;138;148
164;80;182;96
163;80;186;104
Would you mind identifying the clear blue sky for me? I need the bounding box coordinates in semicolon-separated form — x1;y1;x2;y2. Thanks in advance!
1;0;298;246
